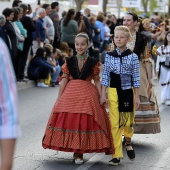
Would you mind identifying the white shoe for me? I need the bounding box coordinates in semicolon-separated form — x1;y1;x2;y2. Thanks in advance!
165;100;170;106
37;82;48;87
75;158;84;165
74;154;83;165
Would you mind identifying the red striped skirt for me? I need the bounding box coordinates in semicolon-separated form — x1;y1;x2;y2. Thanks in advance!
42;80;114;154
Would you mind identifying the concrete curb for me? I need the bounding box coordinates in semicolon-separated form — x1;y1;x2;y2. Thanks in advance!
17;80;36;91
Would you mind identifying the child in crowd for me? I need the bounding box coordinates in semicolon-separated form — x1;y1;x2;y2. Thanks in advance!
55;49;63;84
44;44;61;87
51;47;61;86
100;44;111;64
104;20;113;46
156;31;170;106
42;33;114;165
100;26;140;166
68;48;73;57
60;42;69;58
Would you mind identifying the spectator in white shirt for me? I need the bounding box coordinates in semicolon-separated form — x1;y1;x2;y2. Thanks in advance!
104;20;113;47
42;4;55;45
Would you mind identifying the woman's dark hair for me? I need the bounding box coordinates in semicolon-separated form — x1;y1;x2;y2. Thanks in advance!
42;4;50;10
125;12;138;22
51;2;59;9
44;46;51;57
35;47;46;59
19;3;28;13
13;7;21;21
116;18;123;26
63;9;75;26
62;11;67;18
12;0;22;7
27;4;32;14
106;20;111;25
2;8;14;18
164;31;170;47
138;21;145;32
74;11;82;22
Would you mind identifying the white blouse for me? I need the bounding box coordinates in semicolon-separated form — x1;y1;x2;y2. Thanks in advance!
156;45;170;72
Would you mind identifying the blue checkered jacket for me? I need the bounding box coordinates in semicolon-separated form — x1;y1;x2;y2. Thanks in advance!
101;48;140;89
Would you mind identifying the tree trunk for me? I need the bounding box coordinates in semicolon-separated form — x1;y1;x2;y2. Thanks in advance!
141;0;149;15
102;0;108;14
74;0;85;11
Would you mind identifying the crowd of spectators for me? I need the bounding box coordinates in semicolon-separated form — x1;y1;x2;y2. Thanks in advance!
0;0;169;87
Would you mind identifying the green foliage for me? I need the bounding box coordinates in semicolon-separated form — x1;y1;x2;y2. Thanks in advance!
139;0;161;17
150;0;161;14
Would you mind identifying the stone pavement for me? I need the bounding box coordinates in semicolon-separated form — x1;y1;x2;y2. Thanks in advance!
17;80;36;91
17;78;161;106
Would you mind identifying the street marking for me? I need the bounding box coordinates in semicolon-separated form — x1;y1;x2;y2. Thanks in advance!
159;105;167;113
154;147;170;167
75;153;105;170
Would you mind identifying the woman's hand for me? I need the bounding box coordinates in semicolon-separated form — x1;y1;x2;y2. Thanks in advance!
148;78;152;88
135;97;140;110
100;95;108;106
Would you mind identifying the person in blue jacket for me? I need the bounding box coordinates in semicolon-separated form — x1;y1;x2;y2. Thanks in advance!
27;47;56;87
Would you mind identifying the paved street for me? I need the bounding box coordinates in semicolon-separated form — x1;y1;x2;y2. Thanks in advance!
13;80;170;170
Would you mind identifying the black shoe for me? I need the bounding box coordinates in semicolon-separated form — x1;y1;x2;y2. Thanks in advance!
109;158;120;166
50;82;56;87
17;78;22;82
17;78;28;83
22;78;28;83
125;141;135;160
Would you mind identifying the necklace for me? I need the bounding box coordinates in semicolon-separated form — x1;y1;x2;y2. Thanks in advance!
127;32;136;51
76;54;88;71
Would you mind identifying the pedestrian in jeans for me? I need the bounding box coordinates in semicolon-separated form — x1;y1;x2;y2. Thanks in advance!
27;47;56;87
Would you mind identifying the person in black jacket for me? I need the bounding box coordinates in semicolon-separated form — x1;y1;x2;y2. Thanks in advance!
27;47;56;87
2;8;18;76
18;3;35;81
83;8;93;56
0;15;12;53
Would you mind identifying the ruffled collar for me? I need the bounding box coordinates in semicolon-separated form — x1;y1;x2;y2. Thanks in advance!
116;48;128;55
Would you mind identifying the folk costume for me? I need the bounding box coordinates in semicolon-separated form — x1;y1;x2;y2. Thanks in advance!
42;55;114;155
127;32;161;134
156;45;170;105
102;48;140;159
